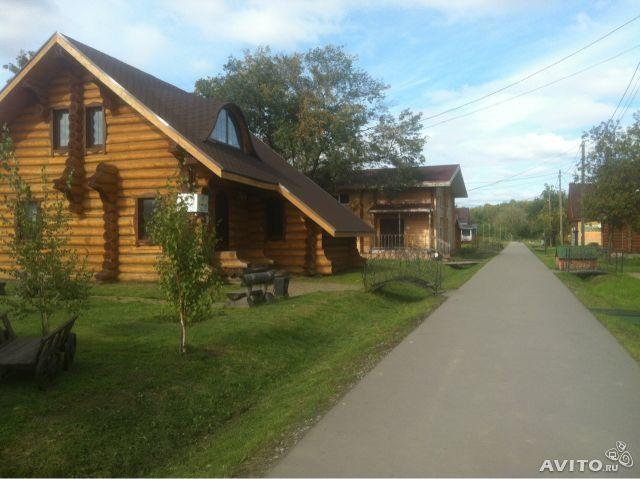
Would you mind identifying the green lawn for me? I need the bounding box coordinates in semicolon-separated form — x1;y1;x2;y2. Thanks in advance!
0;259;487;477
529;245;640;361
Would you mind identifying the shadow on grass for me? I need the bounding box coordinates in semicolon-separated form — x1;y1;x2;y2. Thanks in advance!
373;281;433;303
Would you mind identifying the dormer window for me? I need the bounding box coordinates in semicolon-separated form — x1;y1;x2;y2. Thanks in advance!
209;108;240;148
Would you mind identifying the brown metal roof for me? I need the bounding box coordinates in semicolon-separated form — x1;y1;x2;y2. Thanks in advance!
0;33;373;237
337;164;468;198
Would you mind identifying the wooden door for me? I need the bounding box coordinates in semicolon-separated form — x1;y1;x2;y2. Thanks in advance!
215;192;229;250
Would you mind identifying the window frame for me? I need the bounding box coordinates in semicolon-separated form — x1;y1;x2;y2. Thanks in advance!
265;197;286;242
15;199;42;242
135;196;157;245
338;193;350;204
208;108;242;150
51;108;70;154
84;103;106;153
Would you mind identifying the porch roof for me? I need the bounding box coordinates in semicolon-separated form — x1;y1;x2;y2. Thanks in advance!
369;203;432;214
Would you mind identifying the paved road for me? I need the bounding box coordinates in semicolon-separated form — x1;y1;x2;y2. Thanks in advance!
270;242;640;477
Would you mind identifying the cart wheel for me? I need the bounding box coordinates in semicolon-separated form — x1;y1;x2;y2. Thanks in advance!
265;292;275;302
36;351;61;390
63;333;77;371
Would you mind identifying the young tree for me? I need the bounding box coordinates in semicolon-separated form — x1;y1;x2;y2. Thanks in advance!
147;191;220;354
0;125;91;335
195;45;425;189
582;114;640;247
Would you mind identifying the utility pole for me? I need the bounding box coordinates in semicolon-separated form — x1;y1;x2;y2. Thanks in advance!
580;140;586;245
558;170;563;245
547;188;552;246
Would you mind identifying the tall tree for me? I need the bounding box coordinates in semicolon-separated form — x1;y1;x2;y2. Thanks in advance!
3;49;36;81
195;46;425;189
582;113;640;246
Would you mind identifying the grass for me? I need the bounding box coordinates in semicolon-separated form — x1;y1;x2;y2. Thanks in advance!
0;258;488;477
529;245;640;362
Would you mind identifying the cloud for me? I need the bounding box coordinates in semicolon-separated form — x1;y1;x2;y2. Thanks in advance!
163;0;349;49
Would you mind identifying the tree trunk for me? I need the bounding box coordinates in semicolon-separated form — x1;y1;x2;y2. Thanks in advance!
179;309;187;354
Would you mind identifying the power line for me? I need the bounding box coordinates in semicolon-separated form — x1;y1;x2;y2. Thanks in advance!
617;64;640;123
424;44;640;129
467;171;559;185
609;56;640;123
421;13;640;122
467;143;581;192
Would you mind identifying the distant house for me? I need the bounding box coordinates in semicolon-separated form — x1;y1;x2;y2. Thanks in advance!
567;182;639;252
335;165;468;256
0;33;373;281
455;207;476;247
567;183;601;246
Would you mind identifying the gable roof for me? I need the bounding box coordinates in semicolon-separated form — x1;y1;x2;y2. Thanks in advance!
0;33;373;237
337;164;467;198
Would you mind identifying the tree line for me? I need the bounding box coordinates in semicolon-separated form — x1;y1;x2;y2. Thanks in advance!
471;112;640;246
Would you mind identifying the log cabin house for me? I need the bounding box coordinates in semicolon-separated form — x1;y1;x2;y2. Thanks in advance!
0;33;373;282
567;182;639;252
335;165;467;256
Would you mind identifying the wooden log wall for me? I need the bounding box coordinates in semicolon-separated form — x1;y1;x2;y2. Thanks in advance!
601;223;640;253
1;69;183;282
53;69;85;214
88;162;120;281
316;233;362;275
264;202;312;274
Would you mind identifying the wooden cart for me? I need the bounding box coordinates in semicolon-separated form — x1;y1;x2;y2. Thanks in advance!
0;314;77;389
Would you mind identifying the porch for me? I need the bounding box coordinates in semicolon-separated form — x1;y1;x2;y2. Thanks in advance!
202;176;363;276
360;204;451;257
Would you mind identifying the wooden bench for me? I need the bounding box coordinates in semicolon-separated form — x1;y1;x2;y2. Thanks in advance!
0;314;77;389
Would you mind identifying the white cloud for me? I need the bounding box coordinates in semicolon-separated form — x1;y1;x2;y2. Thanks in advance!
163;0;348;49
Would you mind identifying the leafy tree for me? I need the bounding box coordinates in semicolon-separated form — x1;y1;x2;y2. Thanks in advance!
195;46;425;189
0;125;91;335
469;184;568;244
147;190;221;354
3;49;36;81
582;114;640;247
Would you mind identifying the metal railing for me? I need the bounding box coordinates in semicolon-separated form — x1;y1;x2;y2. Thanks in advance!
556;246;625;274
369;234;452;257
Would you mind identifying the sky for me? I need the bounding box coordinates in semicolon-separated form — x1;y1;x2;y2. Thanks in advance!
1;0;639;206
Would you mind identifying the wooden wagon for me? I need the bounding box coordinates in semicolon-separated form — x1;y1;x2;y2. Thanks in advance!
0;314;77;389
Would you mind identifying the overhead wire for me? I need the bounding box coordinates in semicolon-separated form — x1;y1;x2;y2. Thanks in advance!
424;45;640;129
421;13;640;122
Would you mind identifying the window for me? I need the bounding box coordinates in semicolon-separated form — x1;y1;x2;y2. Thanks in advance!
266;197;285;241
338;193;350;204
53;109;70;151
209;109;240;148
17;200;41;240
136;198;157;242
86;106;105;149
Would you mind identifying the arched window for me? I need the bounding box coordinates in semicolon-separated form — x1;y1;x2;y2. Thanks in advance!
209;108;240;148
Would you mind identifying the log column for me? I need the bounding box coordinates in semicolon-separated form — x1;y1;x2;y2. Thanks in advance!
88;162;120;282
54;70;86;214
